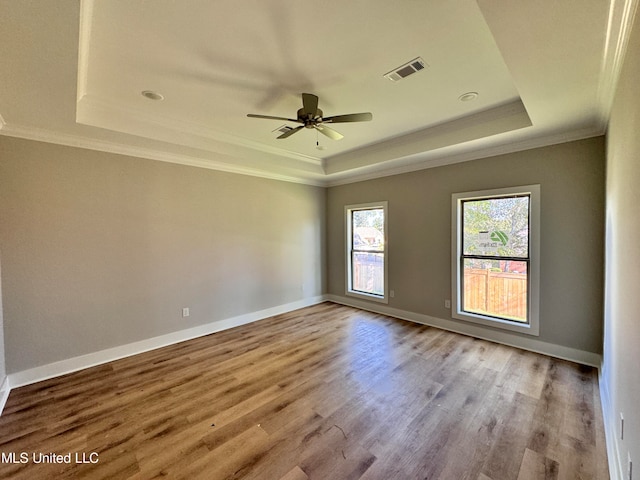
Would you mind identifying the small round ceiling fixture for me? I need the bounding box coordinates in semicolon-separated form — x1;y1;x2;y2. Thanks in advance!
458;92;479;102
141;90;164;101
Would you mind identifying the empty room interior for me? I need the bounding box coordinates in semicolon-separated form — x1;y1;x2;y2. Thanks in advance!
1;1;639;479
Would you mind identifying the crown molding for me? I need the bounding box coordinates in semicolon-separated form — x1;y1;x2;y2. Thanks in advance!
77;0;94;102
0;122;326;187
1;117;605;189
596;0;640;129
324;99;532;176
324;123;604;186
76;94;322;168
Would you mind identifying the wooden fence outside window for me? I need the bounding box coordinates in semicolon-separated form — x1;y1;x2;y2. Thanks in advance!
463;268;528;322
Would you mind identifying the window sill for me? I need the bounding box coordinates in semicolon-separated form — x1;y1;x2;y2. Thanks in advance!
346;289;389;304
452;310;539;336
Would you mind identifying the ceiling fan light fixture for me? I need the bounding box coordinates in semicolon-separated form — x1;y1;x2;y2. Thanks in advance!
141;90;164;101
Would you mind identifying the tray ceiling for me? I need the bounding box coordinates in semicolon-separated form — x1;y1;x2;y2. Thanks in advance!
0;0;633;185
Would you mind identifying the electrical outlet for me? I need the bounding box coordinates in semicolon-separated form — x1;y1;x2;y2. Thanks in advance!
390;290;395;298
445;299;451;309
182;307;190;318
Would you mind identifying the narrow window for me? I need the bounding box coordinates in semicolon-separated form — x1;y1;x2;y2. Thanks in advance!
346;202;388;303
452;186;539;335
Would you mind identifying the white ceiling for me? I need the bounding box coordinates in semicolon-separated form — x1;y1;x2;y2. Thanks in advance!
0;0;635;185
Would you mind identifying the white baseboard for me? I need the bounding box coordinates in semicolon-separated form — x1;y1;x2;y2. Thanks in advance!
599;364;622;480
326;294;602;367
6;296;326;391
2;295;602;416
0;376;10;416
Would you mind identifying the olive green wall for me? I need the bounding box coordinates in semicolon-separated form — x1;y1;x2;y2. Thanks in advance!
327;137;605;355
0;134;607;380
0;136;326;373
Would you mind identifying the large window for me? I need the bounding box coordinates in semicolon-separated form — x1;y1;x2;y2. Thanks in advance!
346;202;388;303
452;186;540;335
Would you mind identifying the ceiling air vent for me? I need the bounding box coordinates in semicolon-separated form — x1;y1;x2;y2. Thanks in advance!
384;57;427;82
273;125;293;135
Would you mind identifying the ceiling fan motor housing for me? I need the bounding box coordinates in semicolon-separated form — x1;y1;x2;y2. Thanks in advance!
298;108;323;127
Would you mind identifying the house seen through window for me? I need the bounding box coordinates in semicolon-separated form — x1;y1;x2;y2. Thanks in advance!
346;202;388;303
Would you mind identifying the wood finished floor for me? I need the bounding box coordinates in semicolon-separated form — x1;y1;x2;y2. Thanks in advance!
0;303;609;480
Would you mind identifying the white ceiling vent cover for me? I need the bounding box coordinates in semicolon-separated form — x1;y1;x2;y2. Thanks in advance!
273;125;293;134
384;57;427;81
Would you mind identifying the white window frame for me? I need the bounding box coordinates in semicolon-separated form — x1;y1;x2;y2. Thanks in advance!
451;185;540;336
345;201;388;304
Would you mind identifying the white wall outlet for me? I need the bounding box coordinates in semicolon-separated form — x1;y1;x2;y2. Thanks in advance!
390;290;395;298
445;299;451;309
182;307;190;318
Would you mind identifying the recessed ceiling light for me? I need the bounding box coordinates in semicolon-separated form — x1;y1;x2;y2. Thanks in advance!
141;90;164;101
458;92;479;102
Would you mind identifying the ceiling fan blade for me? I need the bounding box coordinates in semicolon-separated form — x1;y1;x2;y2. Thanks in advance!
323;112;373;123
315;124;344;140
277;125;304;139
301;93;319;116
247;114;300;122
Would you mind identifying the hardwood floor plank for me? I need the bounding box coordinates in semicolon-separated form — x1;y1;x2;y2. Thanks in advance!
516;353;552;400
481;391;539;479
592;378;611;480
426;368;507;479
527;360;568;457
279;465;308;480
0;303;609;479
403;367;501;479
224;406;329;480
556;435;600;480
561;364;597;446
516;448;559;480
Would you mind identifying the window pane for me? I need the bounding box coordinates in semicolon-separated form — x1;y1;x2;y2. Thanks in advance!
462;196;529;257
352;252;384;296
462;259;528;323
352;209;384;252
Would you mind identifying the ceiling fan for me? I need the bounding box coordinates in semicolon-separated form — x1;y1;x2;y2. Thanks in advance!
247;93;372;140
